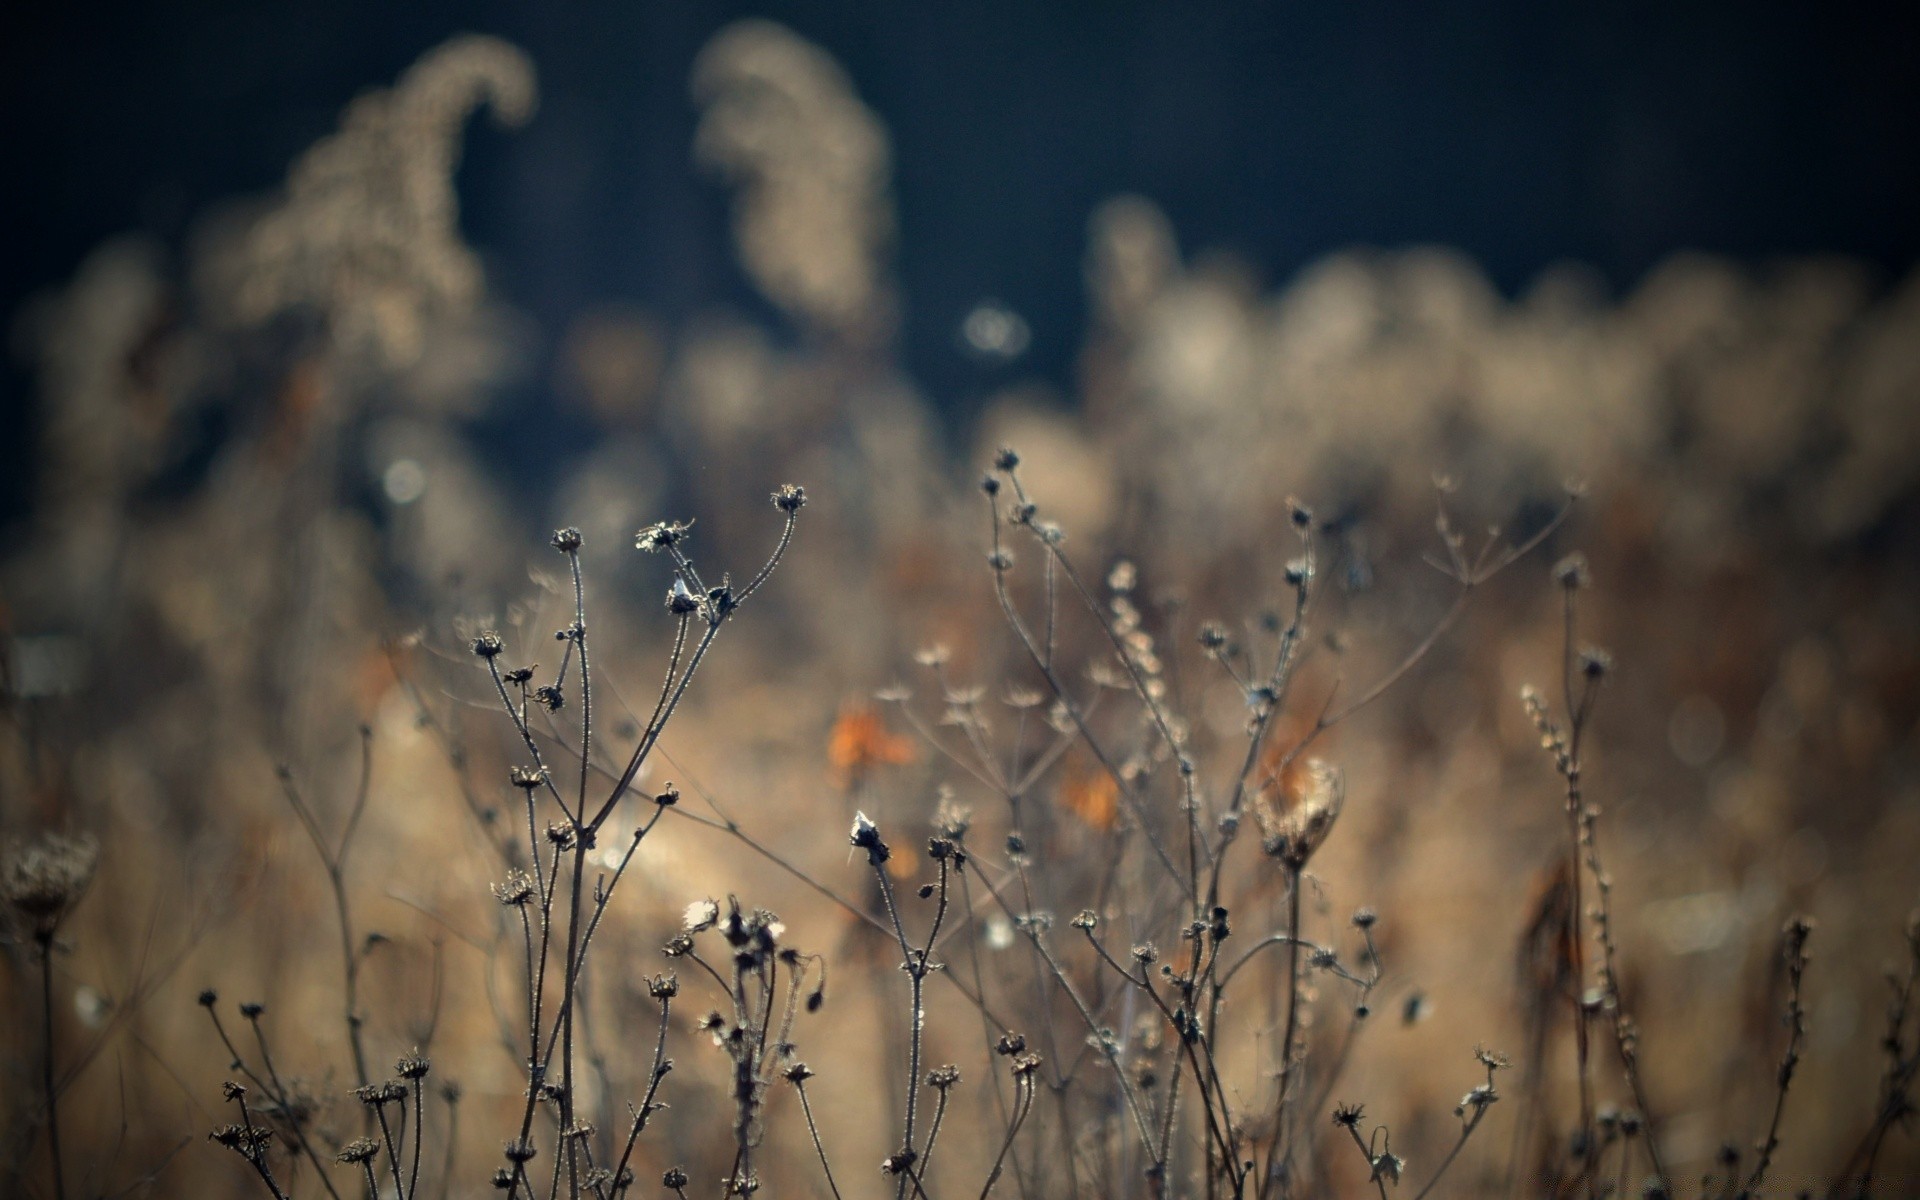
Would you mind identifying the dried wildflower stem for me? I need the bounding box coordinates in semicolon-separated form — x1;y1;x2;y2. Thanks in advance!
609;995;673;1199
1084;930;1234;1183
984;485;1184;888
408;1075;426;1200
954;867;1034;1200
1337;1121;1392;1200
980;1070;1039;1200
375;1097;408;1200
276;727;377;1090
972;865;1162;1159
1256;868;1307;1198
244;1009;346;1200
1739;918;1813;1199
558;540;591;1200
485;657;579;826
1548;583;1602;1198
1834;915;1919;1199
227;1088;292;1200
594;504;798;831
36;931;66;1200
1005;466;1187;794
791;1077;845;1200
1410;1104;1492;1200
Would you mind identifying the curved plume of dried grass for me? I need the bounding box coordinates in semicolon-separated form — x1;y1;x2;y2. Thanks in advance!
693;20;897;347
197;33;537;367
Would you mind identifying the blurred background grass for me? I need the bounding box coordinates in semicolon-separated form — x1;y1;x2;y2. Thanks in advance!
3;7;1918;1197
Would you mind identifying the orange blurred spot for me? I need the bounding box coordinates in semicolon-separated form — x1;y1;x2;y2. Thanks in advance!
886;846;920;882
828;703;916;785
1059;760;1118;833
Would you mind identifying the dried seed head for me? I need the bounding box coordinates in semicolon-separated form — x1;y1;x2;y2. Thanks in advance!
397;1051;431;1080
635;520;692;553
993;447;1020;472
1255;759;1344;870
1553;553;1591;590
653;578;692;617
532;684;564;711
503;1139;537;1164
784;1062;815;1083
337;1137;380;1165
772;484;807;513
2;831;99;935
662;1167;689;1188
492;870;536;906
850;811;890;864
550;527;583;553
470;631;505;658
1332;1102;1365;1129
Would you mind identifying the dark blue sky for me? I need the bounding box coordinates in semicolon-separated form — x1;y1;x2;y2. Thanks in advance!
6;1;1918;498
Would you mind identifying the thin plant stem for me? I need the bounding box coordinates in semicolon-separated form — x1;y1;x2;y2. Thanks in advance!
38;933;66;1200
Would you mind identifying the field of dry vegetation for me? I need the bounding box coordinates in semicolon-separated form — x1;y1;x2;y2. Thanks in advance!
4;22;1919;1200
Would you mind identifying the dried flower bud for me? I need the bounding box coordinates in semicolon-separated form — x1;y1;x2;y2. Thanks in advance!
850;811;889;864
635;521;692;553
492;870;536;906
1553;553;1591;590
337;1136;380;1164
550;527;583;553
